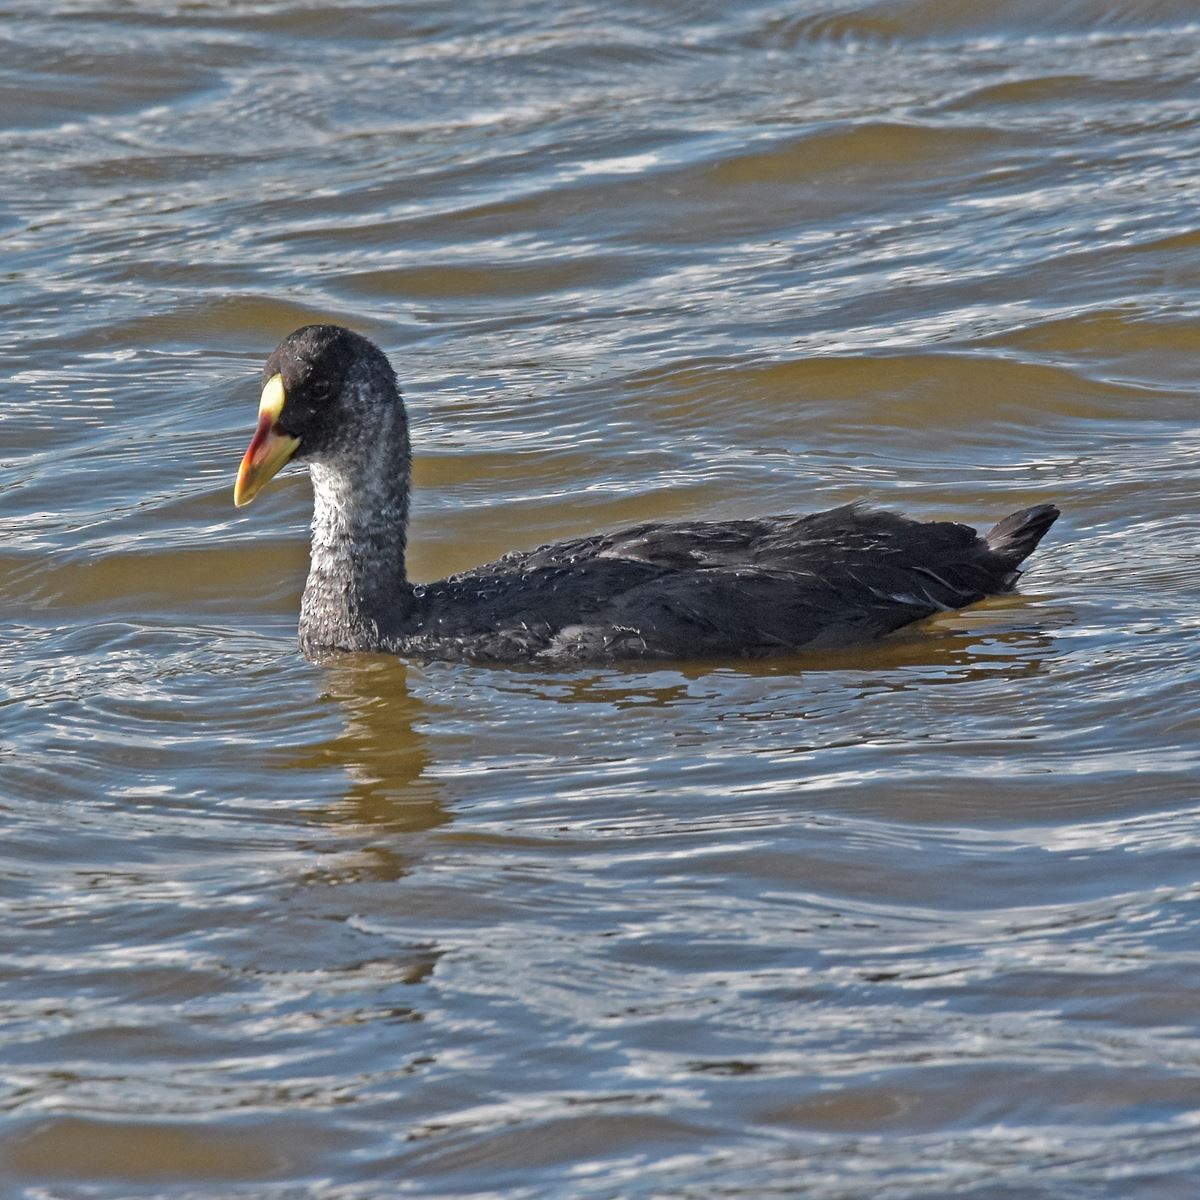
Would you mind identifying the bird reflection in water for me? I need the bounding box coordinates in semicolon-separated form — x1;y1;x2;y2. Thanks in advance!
285;656;449;886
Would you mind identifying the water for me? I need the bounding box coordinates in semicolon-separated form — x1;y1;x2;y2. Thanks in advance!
3;2;1200;1196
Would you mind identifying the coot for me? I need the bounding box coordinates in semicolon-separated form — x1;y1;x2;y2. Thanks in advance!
234;325;1059;663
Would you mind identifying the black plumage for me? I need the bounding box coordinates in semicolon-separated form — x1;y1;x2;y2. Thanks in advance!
235;325;1059;664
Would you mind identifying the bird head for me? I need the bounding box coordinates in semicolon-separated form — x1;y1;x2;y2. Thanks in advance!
233;324;399;507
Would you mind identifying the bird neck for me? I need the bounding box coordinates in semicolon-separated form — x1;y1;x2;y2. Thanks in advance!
300;411;413;655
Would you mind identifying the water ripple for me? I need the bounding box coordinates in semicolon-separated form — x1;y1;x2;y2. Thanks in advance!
2;2;1199;1196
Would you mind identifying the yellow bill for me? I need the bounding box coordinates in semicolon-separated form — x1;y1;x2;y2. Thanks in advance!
234;374;301;507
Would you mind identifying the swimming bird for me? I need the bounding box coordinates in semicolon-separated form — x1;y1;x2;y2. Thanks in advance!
234;325;1059;664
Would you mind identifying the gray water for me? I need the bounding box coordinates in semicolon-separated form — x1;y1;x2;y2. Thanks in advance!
3;2;1200;1197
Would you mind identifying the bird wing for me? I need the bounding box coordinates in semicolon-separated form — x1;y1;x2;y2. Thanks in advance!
403;505;1001;661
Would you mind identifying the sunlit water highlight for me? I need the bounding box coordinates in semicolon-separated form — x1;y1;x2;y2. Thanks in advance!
2;2;1199;1197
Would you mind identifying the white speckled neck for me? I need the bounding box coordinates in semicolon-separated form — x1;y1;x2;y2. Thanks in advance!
299;381;413;654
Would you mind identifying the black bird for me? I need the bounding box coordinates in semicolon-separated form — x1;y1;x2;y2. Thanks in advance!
234;325;1059;664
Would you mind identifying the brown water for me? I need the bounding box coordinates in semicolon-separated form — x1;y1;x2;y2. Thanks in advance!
3;2;1200;1197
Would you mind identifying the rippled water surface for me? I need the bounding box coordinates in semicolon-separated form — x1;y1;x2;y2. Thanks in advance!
3;2;1200;1196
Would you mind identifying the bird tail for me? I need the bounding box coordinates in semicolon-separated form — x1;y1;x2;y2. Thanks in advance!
985;503;1060;566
